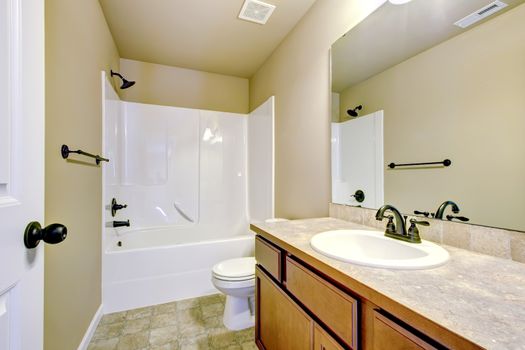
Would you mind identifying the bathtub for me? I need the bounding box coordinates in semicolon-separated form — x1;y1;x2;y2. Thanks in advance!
102;226;254;313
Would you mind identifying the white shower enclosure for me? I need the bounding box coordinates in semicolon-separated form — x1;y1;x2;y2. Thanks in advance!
331;111;384;209
101;73;274;312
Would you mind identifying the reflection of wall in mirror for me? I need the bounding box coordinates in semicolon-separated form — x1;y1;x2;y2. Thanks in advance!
338;4;525;231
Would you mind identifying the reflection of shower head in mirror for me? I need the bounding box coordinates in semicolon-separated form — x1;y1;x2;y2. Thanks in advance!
110;70;136;89
347;105;363;117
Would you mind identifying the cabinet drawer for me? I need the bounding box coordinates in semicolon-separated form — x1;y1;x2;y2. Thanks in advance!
286;257;358;349
372;310;438;350
255;236;282;282
314;323;345;350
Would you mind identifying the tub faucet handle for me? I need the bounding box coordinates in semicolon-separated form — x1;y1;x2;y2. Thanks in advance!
111;198;128;217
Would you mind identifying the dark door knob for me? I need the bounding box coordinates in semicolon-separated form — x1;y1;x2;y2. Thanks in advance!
24;222;68;249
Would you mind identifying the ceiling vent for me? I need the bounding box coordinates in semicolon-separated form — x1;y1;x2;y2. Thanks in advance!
238;0;276;25
454;1;508;28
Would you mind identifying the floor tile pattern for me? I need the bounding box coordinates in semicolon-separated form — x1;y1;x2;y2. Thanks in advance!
88;294;256;350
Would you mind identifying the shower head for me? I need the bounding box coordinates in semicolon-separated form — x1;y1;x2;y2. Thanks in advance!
110;70;136;89
347;105;363;117
120;79;135;89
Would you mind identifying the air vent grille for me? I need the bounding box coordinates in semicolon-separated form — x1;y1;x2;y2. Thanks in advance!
238;0;276;25
478;4;500;15
454;1;508;28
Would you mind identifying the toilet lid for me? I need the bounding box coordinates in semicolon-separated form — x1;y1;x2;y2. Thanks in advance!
212;257;255;279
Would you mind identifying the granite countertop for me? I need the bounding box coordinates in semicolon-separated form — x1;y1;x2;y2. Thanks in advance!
252;217;525;350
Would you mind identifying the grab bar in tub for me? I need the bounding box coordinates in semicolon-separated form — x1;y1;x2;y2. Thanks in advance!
174;203;194;223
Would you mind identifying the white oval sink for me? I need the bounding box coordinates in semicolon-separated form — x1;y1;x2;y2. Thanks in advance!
310;229;449;270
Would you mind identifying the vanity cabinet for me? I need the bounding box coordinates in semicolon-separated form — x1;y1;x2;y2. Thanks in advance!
286;257;358;348
255;266;346;350
371;311;437;350
255;266;313;350
254;235;460;350
314;323;345;350
255;236;282;281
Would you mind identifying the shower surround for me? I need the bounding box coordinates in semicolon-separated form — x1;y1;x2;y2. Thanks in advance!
101;73;274;313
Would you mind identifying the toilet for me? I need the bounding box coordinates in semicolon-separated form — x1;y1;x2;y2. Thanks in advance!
212;220;288;330
212;257;256;330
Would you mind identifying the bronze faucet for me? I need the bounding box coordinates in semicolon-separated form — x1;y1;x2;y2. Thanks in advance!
376;205;429;243
434;201;460;219
375;205;407;236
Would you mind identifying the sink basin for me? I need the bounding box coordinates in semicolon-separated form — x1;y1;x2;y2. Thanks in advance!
310;229;449;270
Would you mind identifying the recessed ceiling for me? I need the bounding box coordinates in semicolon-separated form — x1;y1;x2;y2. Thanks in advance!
332;0;525;92
99;0;316;78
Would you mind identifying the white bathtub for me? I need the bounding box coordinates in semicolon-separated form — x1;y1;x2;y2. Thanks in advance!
102;226;254;313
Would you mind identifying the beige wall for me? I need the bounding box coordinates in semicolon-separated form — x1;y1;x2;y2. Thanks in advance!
339;4;525;230
249;0;386;219
45;1;120;349
119;58;249;113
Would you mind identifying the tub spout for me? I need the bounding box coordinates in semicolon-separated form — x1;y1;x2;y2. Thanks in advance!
113;220;130;228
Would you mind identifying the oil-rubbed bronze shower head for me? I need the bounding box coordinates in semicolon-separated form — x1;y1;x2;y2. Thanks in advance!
347;105;363;117
110;70;136;89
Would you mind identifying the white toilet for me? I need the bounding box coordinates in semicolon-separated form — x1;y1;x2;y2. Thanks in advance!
212;256;256;330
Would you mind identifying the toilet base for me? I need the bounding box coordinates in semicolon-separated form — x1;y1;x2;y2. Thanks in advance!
223;295;255;330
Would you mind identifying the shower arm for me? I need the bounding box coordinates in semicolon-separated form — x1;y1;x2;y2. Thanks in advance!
110;71;124;80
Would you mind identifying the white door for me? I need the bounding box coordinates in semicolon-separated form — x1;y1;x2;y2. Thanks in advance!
0;0;47;349
331;111;384;209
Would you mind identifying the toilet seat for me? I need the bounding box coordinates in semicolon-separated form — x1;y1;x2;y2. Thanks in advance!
212;257;255;280
211;275;255;289
213;274;254;282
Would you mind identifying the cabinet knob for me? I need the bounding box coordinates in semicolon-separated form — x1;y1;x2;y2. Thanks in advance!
24;221;67;249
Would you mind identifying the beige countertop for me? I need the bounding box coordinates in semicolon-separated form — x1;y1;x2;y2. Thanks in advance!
251;217;525;350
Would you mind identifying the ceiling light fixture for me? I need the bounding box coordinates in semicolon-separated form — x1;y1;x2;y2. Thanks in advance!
389;0;413;5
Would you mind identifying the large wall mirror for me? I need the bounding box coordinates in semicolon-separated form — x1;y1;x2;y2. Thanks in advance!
331;0;525;232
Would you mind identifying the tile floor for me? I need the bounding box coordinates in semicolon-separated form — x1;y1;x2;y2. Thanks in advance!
88;294;257;350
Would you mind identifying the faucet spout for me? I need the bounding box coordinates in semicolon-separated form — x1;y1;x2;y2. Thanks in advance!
376;205;407;236
434;201;460;219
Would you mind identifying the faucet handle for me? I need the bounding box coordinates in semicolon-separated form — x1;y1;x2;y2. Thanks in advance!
446;215;470;222
407;219;429;243
385;215;396;234
414;210;430;217
409;218;430;226
111;198;128;217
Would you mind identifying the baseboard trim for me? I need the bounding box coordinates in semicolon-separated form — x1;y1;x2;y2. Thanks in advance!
77;304;103;350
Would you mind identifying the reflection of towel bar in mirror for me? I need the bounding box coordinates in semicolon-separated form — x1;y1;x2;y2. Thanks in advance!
61;144;109;165
388;159;451;169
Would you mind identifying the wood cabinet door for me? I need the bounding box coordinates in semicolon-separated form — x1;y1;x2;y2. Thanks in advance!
313;323;345;350
256;266;313;350
373;311;438;350
286;257;358;348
